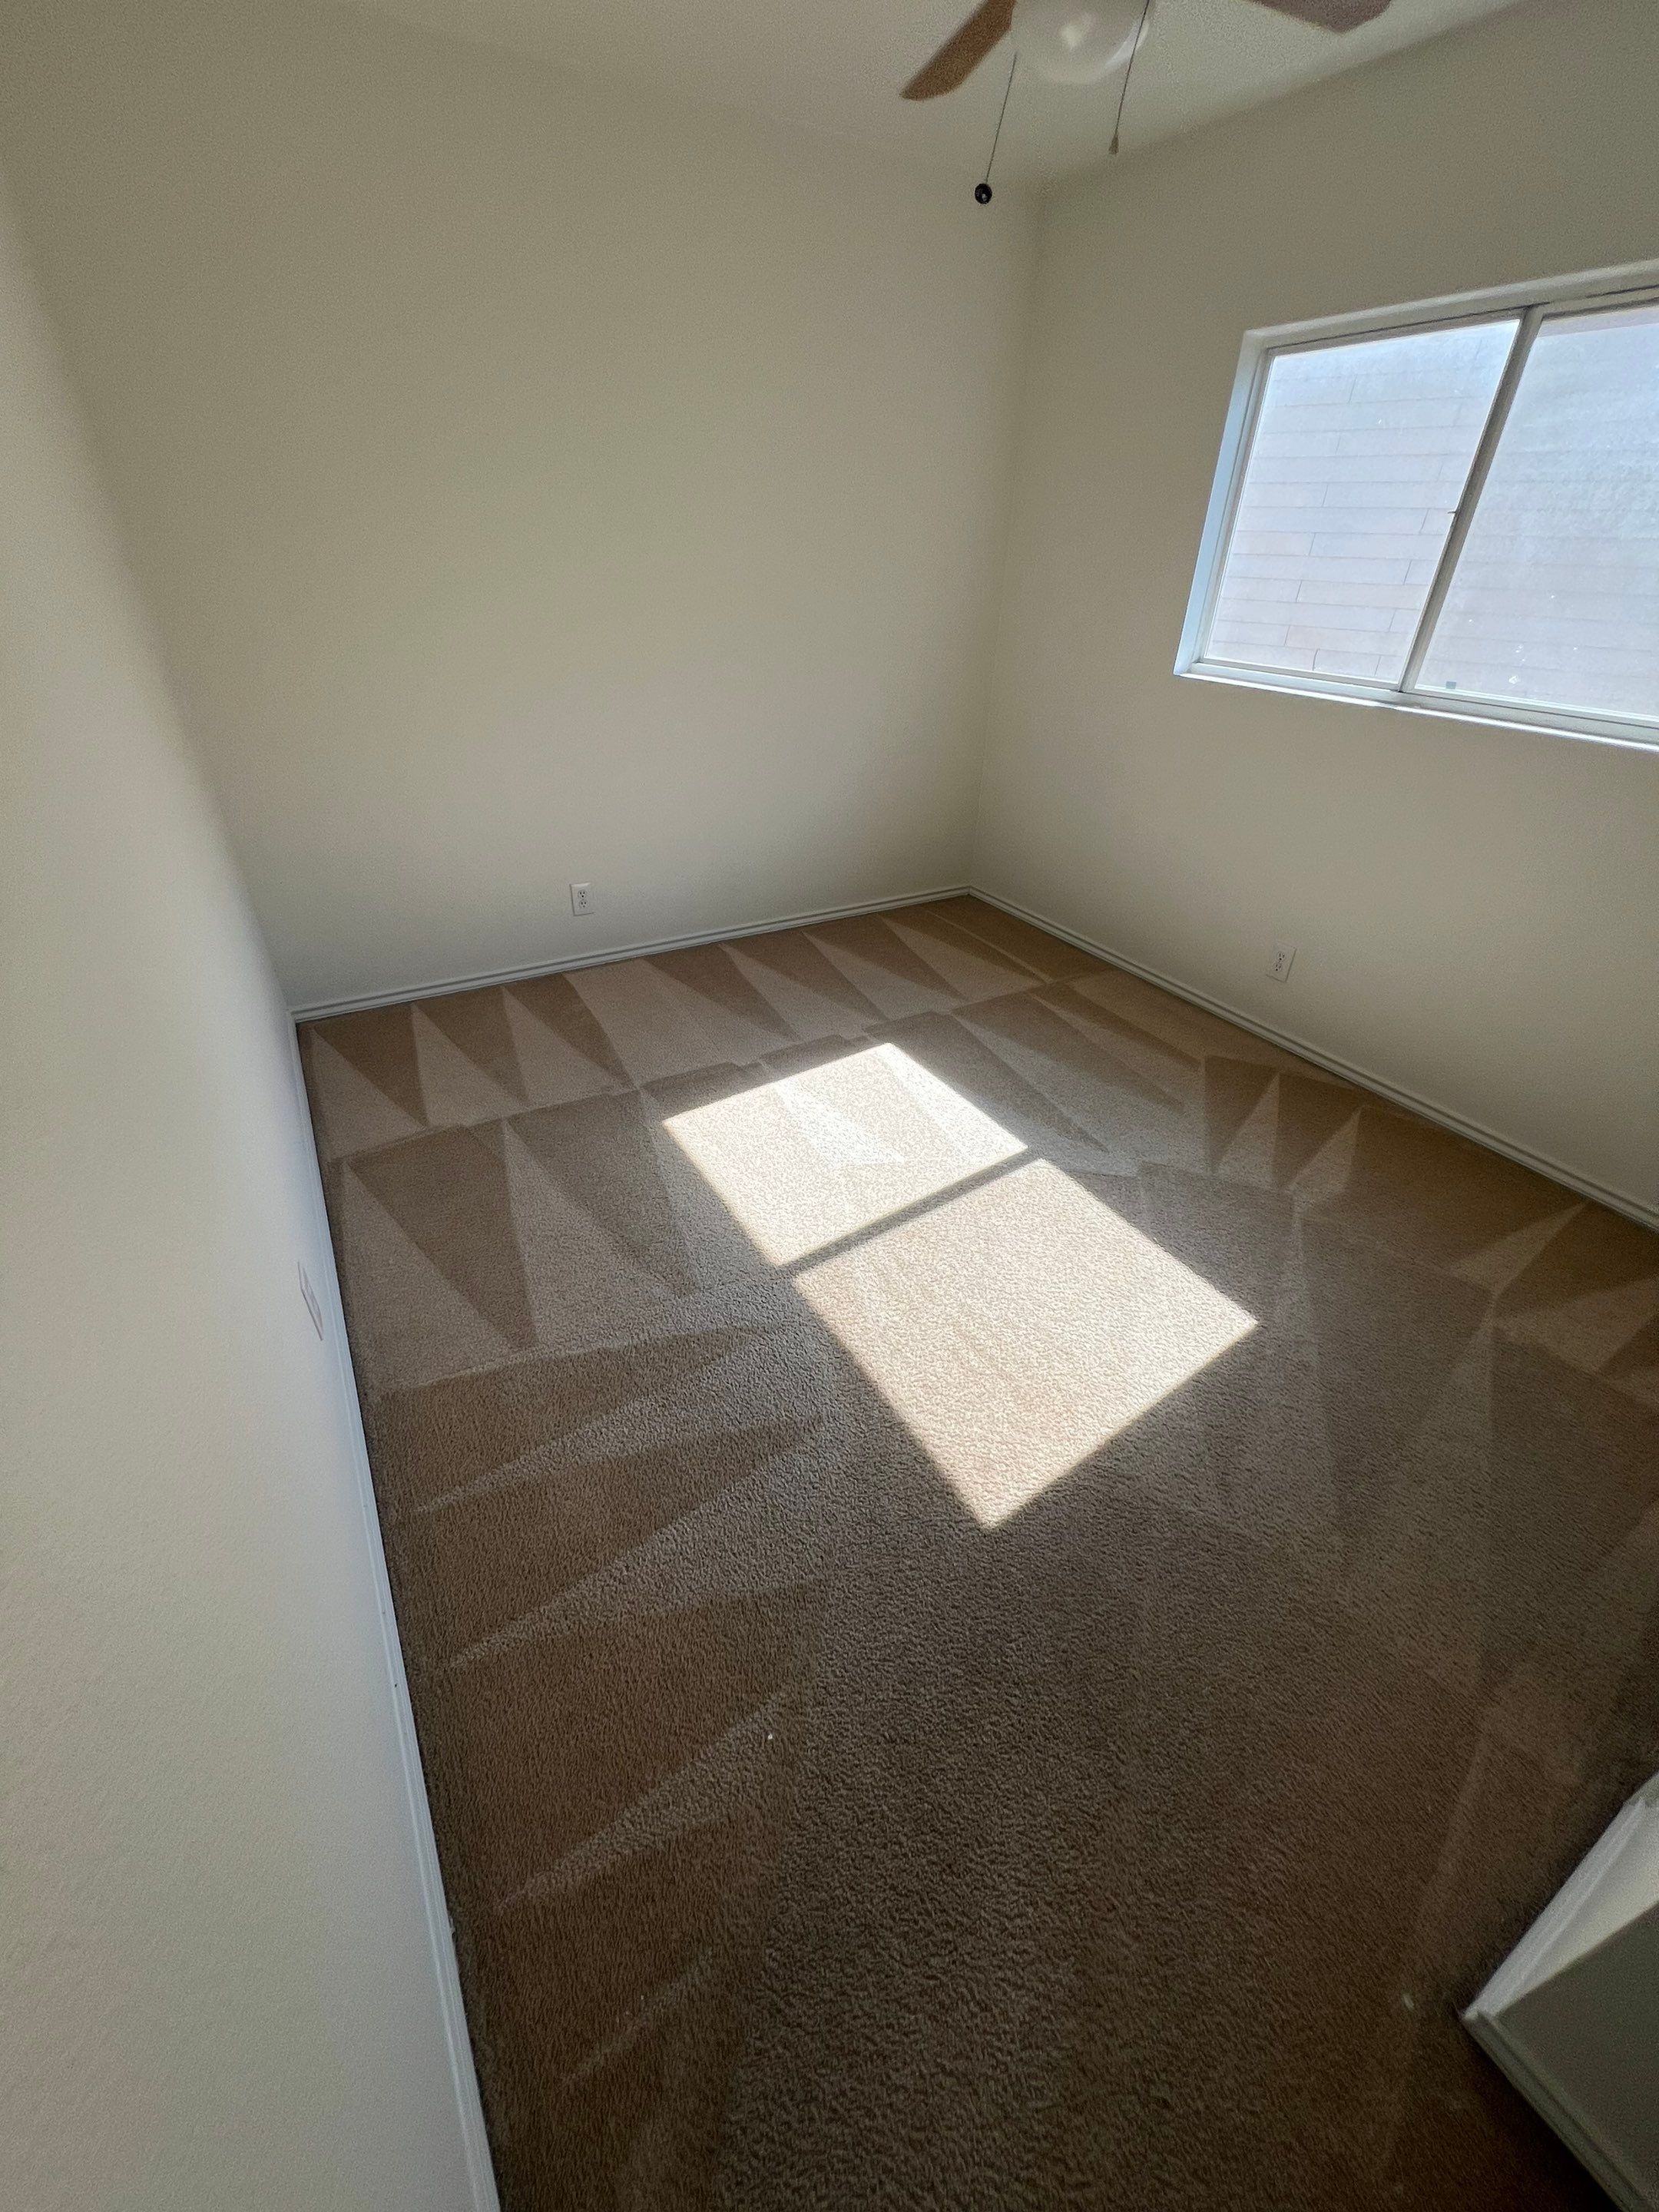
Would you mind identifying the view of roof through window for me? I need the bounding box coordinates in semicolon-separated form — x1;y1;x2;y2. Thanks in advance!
1194;293;1659;737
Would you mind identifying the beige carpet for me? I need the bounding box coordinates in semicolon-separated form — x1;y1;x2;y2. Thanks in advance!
301;896;1659;2212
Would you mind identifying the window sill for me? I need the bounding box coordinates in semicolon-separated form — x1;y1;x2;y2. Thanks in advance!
1177;661;1659;757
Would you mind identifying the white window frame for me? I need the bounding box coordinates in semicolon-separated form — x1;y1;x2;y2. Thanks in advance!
1177;259;1659;754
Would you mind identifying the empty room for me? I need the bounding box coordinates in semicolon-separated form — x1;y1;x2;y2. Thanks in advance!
5;1;1658;2207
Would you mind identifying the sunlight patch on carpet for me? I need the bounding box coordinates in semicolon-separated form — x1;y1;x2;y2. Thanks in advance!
667;1050;1255;1525
664;1043;1023;1266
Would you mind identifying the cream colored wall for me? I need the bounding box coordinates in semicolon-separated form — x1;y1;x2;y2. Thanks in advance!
977;0;1659;1216
0;184;491;2211
0;0;1035;1015
2;0;1651;1196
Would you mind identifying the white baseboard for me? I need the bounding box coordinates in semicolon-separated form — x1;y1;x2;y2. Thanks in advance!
971;889;1658;1233
282;877;1649;2208
290;875;1656;1232
1462;1775;1659;2212
290;884;972;1023
280;865;1654;2212
1464;2016;1654;2212
285;1026;502;2212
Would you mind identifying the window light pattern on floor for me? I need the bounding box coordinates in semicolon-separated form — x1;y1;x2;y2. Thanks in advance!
301;897;1659;2212
666;1043;1253;1525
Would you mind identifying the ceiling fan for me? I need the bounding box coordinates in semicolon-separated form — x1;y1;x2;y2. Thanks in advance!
902;0;1394;104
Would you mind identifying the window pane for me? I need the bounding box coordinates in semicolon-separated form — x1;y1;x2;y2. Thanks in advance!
1205;318;1517;684
1416;303;1659;724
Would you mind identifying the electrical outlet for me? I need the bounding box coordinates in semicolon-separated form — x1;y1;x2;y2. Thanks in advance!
299;1262;326;1339
1268;942;1296;983
570;882;594;916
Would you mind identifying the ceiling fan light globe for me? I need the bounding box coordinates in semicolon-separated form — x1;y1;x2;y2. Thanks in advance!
1009;0;1147;84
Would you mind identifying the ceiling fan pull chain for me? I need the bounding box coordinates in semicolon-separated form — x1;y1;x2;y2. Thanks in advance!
975;53;1019;204
1109;0;1155;155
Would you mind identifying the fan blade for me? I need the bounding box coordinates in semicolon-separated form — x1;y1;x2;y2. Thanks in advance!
1246;0;1392;26
902;0;1017;99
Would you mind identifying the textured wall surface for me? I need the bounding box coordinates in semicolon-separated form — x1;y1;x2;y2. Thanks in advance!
978;0;1659;1216
0;177;486;2212
0;0;1035;1014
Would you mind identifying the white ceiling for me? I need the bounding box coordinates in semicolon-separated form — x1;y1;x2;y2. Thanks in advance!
329;0;1522;187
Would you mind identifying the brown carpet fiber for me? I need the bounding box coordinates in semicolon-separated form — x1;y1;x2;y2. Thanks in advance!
301;897;1659;2212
